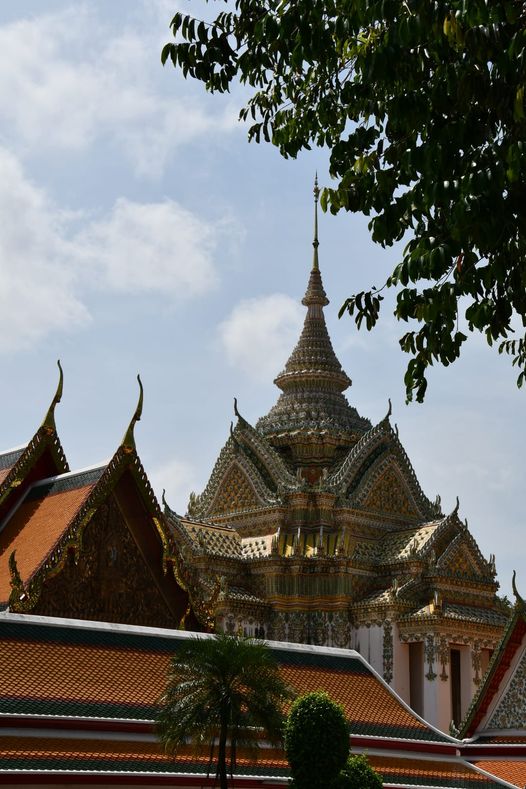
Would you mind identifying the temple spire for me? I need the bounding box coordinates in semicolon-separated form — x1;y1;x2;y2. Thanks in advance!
312;173;320;271
302;176;329;309
256;184;371;450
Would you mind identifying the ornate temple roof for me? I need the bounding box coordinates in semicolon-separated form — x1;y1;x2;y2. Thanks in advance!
256;180;370;447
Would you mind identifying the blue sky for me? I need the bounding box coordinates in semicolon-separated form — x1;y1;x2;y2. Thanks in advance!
0;1;523;598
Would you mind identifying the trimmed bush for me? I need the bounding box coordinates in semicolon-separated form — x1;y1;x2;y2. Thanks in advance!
284;691;349;788
336;754;383;788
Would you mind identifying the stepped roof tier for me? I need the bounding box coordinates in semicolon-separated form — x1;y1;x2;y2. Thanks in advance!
256;179;370;465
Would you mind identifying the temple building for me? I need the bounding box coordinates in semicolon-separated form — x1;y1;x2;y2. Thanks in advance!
0;187;510;736
164;185;509;733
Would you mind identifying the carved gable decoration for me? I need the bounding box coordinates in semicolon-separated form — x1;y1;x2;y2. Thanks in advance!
32;497;181;629
360;465;419;519
438;536;488;580
488;648;526;729
209;463;260;516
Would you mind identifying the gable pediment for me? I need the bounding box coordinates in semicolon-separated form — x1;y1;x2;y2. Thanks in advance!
350;456;424;522
188;435;280;519
208;461;263;516
437;532;492;580
360;464;420;519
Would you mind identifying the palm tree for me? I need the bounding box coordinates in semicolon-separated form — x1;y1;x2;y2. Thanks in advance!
157;633;292;789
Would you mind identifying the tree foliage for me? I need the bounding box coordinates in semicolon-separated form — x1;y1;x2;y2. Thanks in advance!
163;0;526;400
157;634;291;789
337;754;383;788
283;691;350;788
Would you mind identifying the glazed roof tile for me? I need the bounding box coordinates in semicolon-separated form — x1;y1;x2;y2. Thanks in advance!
0;447;24;472
468;760;525;787
442;604;508;627
176;519;243;559
367;755;505;788
241;535;273;558
0;736;505;787
403;604;507;627
0;467;104;604
0;448;25;489
0;735;287;777
0;616;450;744
352;522;441;564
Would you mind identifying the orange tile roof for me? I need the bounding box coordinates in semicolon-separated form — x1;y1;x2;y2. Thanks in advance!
280;665;427;734
0;638;170;714
0;735;287;775
0;467;12;486
368;755;505;785
0;618;448;745
0;482;95;603
0;735;509;786
470;760;526;787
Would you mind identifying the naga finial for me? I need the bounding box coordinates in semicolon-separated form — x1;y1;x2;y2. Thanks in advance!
233;397;240;418
512;570;525;608
453;496;460;515
312;173;320;271
385;398;392;420
42;360;64;431
122;374;144;451
161;488;168;510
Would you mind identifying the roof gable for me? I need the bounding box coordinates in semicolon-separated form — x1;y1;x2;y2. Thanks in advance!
328;418;436;522
461;598;526;738
2;447;190;627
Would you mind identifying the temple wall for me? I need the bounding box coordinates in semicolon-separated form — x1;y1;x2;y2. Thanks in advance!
353;624;384;678
391;624;410;702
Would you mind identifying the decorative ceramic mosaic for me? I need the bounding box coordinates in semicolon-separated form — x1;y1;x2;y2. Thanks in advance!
489;649;526;728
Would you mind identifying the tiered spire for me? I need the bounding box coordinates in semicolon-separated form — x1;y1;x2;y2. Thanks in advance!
256;178;370;455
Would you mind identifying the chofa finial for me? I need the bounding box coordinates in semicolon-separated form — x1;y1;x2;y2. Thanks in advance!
122;374;144;451
453;496;460;515
385;398;392;420
42;360;64;431
512;570;525;608
312;173;320;271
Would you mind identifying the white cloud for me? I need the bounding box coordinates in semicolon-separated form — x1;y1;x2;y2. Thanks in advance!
0;149;88;353
149;456;199;515
0;6;237;177
78;199;219;297
218;294;304;383
0;147;226;353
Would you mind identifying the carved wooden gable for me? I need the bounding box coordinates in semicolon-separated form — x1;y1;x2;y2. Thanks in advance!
361;465;420;519
208;463;260;515
32;497;181;629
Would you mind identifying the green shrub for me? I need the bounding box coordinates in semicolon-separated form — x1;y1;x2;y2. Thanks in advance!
336;754;383;788
284;691;349;789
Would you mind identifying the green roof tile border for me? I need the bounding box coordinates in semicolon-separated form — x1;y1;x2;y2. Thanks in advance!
26;466;105;501
0;448;25;471
0;757;289;779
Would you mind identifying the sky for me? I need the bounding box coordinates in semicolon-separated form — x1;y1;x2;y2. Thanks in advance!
0;1;523;599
